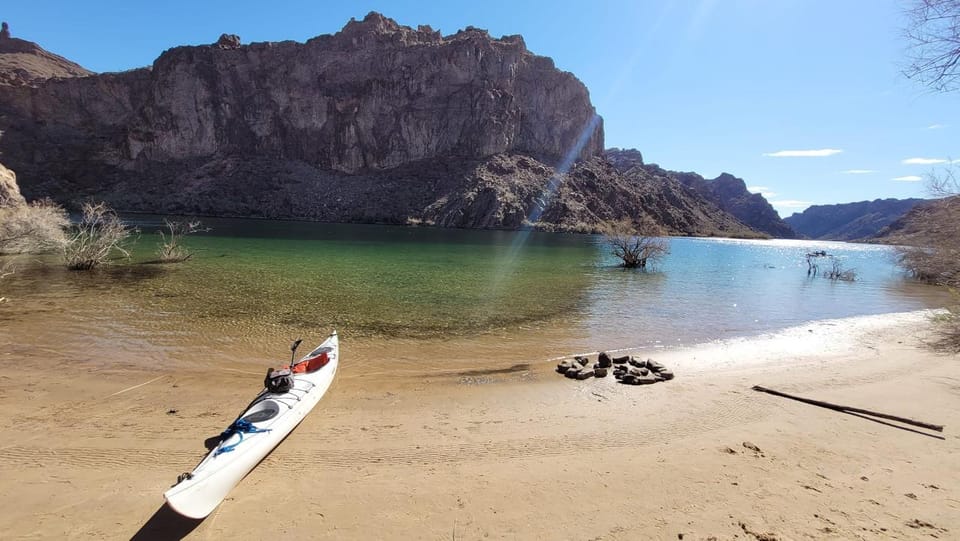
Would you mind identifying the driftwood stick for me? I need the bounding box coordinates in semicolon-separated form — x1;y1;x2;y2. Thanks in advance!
752;385;944;433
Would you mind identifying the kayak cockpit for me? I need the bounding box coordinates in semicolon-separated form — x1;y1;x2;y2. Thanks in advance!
241;399;281;423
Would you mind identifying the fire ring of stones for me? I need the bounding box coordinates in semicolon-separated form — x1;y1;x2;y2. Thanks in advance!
556;351;674;385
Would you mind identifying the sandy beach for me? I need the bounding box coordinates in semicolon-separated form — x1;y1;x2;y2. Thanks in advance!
1;309;958;540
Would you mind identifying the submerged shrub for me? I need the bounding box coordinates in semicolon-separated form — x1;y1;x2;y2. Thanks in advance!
601;216;670;269
156;219;205;263
63;202;135;271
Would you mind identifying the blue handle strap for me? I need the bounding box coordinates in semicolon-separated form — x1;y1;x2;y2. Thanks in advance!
214;419;272;456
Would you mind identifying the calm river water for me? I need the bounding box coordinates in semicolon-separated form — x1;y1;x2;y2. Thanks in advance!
0;217;949;372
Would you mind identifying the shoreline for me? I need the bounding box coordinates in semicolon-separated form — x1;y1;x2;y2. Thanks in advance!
0;309;957;539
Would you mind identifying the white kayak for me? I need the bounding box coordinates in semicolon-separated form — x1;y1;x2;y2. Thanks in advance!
164;331;339;519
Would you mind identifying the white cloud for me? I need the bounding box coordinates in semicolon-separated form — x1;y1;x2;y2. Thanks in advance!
902;157;948;165
770;199;814;209
763;149;843;158
927;124;945;129
746;186;777;198
892;175;923;182
841;169;876;174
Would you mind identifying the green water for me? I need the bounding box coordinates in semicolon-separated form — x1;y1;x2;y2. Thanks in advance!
6;218;598;339
0;217;950;372
143;231;593;337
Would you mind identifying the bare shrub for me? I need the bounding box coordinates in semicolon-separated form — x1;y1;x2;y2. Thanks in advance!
0;199;69;254
63;202;135;271
896;197;960;289
895;168;960;351
824;258;857;282
602;216;670;269
156;219;205;263
928;164;959;197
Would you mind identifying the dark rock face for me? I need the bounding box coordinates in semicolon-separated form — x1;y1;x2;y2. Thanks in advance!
0;12;602;183
604;147;643;170
785;198;928;240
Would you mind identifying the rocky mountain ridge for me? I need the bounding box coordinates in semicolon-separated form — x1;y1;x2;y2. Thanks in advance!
784;198;928;240
0;13;764;238
603;149;794;238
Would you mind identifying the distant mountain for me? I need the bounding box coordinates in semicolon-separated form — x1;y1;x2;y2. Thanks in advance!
784;198;927;240
603;151;796;238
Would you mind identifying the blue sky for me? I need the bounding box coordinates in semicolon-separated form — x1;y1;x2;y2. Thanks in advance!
4;0;958;216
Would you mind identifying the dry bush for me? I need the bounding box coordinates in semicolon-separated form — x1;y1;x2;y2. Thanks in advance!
896;169;960;351
156;219;205;263
897;198;960;289
602;216;670;269
0;199;69;254
63;202;135;270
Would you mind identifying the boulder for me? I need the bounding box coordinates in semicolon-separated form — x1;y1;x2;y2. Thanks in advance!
215;33;241;49
564;366;582;379
576;367;595;380
628;357;645;368
0;162;25;206
597;351;612;368
612;355;630;365
634;374;659;385
657;369;675;381
574;356;590;367
645;359;666;372
620;374;637;385
556;359;575;373
594;367;608;378
628;367;649;377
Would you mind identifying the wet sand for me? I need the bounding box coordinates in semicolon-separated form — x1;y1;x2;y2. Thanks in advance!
0;310;958;540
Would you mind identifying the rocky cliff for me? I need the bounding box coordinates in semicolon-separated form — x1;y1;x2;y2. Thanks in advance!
784;198;927;240
0;13;601;181
0;13;767;237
